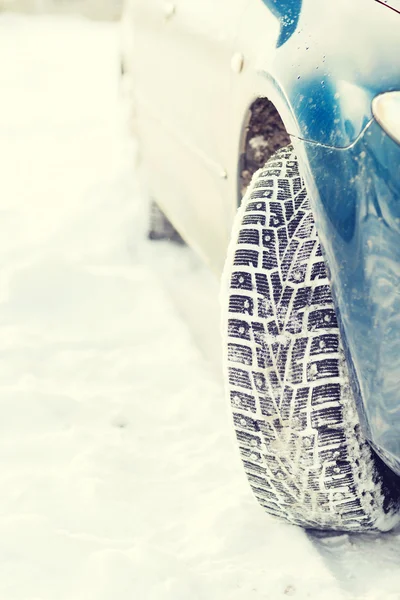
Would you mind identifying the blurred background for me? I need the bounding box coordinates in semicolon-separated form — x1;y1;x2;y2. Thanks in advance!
0;0;121;20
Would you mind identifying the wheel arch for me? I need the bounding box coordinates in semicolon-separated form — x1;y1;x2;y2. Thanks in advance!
238;96;291;201
234;75;310;205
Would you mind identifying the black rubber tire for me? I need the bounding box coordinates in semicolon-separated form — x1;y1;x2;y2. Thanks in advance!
222;145;400;532
148;201;184;244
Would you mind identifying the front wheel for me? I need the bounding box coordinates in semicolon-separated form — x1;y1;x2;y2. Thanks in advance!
222;145;400;532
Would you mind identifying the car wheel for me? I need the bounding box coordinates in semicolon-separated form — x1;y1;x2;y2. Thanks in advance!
222;145;400;532
148;201;184;244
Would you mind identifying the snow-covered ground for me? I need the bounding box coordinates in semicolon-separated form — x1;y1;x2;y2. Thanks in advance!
0;14;400;600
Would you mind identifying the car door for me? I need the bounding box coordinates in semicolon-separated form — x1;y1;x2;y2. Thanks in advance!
130;0;248;268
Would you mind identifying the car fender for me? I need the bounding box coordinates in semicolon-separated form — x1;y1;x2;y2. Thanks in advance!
253;0;400;148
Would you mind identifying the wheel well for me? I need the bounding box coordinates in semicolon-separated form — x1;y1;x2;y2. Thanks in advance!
239;97;291;199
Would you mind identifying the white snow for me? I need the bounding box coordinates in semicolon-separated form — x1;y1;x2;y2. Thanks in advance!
0;14;400;600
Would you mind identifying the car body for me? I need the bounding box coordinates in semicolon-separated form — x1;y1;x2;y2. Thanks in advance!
122;0;400;477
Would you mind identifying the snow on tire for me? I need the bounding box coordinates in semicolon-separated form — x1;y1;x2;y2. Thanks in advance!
222;145;400;532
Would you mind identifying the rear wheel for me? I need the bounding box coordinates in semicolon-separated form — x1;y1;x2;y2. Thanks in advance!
222;145;400;532
148;201;184;244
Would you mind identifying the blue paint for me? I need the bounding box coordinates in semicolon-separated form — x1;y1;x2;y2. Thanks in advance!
303;123;400;474
261;0;302;46
260;1;400;147
257;0;400;473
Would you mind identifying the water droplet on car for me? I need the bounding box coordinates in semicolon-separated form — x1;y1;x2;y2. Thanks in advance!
231;52;244;74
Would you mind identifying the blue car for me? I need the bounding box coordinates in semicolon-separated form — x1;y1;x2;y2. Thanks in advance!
122;0;400;531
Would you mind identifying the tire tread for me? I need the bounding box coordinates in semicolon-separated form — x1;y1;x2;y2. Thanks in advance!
223;146;400;532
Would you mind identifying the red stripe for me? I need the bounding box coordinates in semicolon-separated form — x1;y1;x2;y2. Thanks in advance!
375;0;400;16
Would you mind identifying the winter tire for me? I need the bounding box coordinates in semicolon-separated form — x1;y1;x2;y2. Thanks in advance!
222;145;400;532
